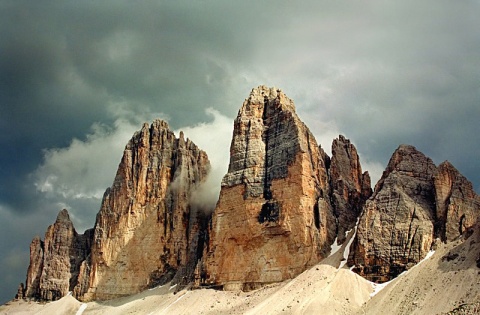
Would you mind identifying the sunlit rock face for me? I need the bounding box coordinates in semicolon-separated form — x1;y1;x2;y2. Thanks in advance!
22;86;479;302
23;121;210;302
79;120;210;301
203;86;337;290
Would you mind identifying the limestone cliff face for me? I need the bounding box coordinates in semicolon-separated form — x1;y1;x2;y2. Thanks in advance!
349;145;480;282
79;120;210;301
21;86;480;301
434;161;480;241
349;145;438;282
203;86;336;290
330;135;372;243
24;209;92;301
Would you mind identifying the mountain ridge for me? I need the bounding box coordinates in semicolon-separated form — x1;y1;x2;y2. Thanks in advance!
10;86;479;313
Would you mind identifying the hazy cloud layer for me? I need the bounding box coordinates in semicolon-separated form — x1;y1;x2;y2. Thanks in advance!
1;0;479;303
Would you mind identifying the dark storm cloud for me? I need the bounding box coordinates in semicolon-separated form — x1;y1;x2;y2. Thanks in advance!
1;0;479;304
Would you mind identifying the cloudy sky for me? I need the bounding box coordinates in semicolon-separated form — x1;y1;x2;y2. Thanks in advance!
1;0;479;303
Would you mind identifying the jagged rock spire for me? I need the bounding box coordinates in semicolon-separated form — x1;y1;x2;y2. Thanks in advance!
23;120;210;302
203;86;337;290
79;119;210;301
435;161;480;241
24;209;92;301
330;135;372;244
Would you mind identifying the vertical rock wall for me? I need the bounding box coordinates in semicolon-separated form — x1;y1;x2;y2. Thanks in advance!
24;237;44;298
21;86;477;300
203;86;336;290
24;209;92;301
23;120;210;302
330;135;372;243
349;145;480;282
434;161;480;241
79;120;210;301
349;145;437;282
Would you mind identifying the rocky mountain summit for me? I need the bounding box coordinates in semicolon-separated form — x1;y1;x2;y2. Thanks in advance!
22;120;210;301
348;145;480;282
17;86;479;304
22;209;92;301
82;120;210;301
202;86;371;290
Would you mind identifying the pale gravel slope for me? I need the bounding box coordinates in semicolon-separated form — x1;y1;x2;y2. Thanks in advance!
359;229;480;315
1;228;479;315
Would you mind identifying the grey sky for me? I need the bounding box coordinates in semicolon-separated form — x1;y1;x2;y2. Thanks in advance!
1;0;479;303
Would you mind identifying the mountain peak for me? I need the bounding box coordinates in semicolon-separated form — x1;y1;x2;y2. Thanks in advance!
55;209;71;223
18;87;480;307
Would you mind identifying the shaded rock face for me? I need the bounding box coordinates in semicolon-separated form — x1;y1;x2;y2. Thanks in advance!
24;236;43;298
203;86;358;290
15;283;25;300
79;120;210;301
349;145;438;282
434;161;480;242
349;145;480;282
330;135;372;243
24;209;92;301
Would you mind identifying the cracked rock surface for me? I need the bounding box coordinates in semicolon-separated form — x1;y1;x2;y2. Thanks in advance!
203;86;337;290
349;145;439;282
349;145;480;282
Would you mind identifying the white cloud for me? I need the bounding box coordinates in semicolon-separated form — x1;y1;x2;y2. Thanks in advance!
32;119;139;201
360;158;385;190
176;108;234;214
30;108;232;225
30;112;168;230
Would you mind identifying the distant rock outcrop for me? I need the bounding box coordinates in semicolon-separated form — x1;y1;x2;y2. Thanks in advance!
24;209;92;301
434;161;480;242
349;145;480;282
14;283;25;300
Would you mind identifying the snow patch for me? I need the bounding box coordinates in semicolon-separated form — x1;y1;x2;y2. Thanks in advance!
413;250;435;269
75;303;88;315
338;218;360;269
148;284;164;291
329;236;341;257
370;280;390;297
169;284;177;291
